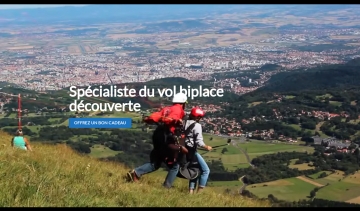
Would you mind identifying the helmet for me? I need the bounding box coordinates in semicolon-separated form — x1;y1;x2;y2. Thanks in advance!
190;107;205;118
172;92;188;104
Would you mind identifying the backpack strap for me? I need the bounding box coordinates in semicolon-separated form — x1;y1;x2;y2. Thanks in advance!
184;120;197;137
183;121;199;161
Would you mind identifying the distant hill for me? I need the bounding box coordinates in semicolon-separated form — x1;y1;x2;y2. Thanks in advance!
254;58;360;94
128;20;210;33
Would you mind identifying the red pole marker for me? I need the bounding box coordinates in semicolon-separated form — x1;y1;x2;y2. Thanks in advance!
18;94;21;130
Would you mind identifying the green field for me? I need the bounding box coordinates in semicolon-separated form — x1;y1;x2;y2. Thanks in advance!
240;141;313;154
8;113;17;118
282;123;318;135
316;180;360;202
315;171;346;185
329;101;342;107
48;117;62;123
308;171;333;180
208;180;243;194
288;123;301;130
246;177;317;201
311;171;360;203
349;119;360;124
284;95;295;99
240;141;314;162
209;180;243;187
90;144;121;158
315;93;333;100
288;159;315;170
201;135;314;171
244;171;360;204
248;101;262;107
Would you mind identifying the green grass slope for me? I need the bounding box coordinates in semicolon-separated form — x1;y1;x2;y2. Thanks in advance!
0;131;270;207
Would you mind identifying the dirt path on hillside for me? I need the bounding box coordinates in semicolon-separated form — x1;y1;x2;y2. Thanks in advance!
346;195;360;204
316;121;324;131
296;176;323;187
232;141;255;168
239;175;247;194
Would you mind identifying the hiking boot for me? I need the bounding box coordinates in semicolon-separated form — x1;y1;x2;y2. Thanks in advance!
126;170;139;182
163;183;173;189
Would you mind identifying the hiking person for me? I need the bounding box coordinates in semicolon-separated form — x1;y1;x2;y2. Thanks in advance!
182;107;212;194
127;92;188;188
11;129;33;151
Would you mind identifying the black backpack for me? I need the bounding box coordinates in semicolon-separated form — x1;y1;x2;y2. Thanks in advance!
176;120;202;180
152;123;170;150
178;120;199;166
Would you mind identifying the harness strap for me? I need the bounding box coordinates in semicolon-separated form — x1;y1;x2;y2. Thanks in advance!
182;120;199;163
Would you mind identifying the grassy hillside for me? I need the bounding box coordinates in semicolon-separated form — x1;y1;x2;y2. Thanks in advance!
0;131;270;207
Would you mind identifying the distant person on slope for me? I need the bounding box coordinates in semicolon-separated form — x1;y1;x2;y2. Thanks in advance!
127;92;188;188
182;107;212;194
11;129;33;151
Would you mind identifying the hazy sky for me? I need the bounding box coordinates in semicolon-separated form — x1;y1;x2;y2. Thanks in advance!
0;4;87;10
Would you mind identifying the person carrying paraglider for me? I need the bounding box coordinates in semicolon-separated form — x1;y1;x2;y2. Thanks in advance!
126;92;188;188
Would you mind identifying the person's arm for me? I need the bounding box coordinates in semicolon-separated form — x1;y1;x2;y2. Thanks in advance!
144;111;162;124
193;124;212;151
24;137;33;151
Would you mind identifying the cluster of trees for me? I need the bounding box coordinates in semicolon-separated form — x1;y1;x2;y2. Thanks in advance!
2;127;36;136
320;117;360;140
311;146;360;175
0;115;70;128
66;140;92;154
4;98;59;111
256;58;360;93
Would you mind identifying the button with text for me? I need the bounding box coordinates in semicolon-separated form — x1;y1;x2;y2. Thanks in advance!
68;118;132;128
